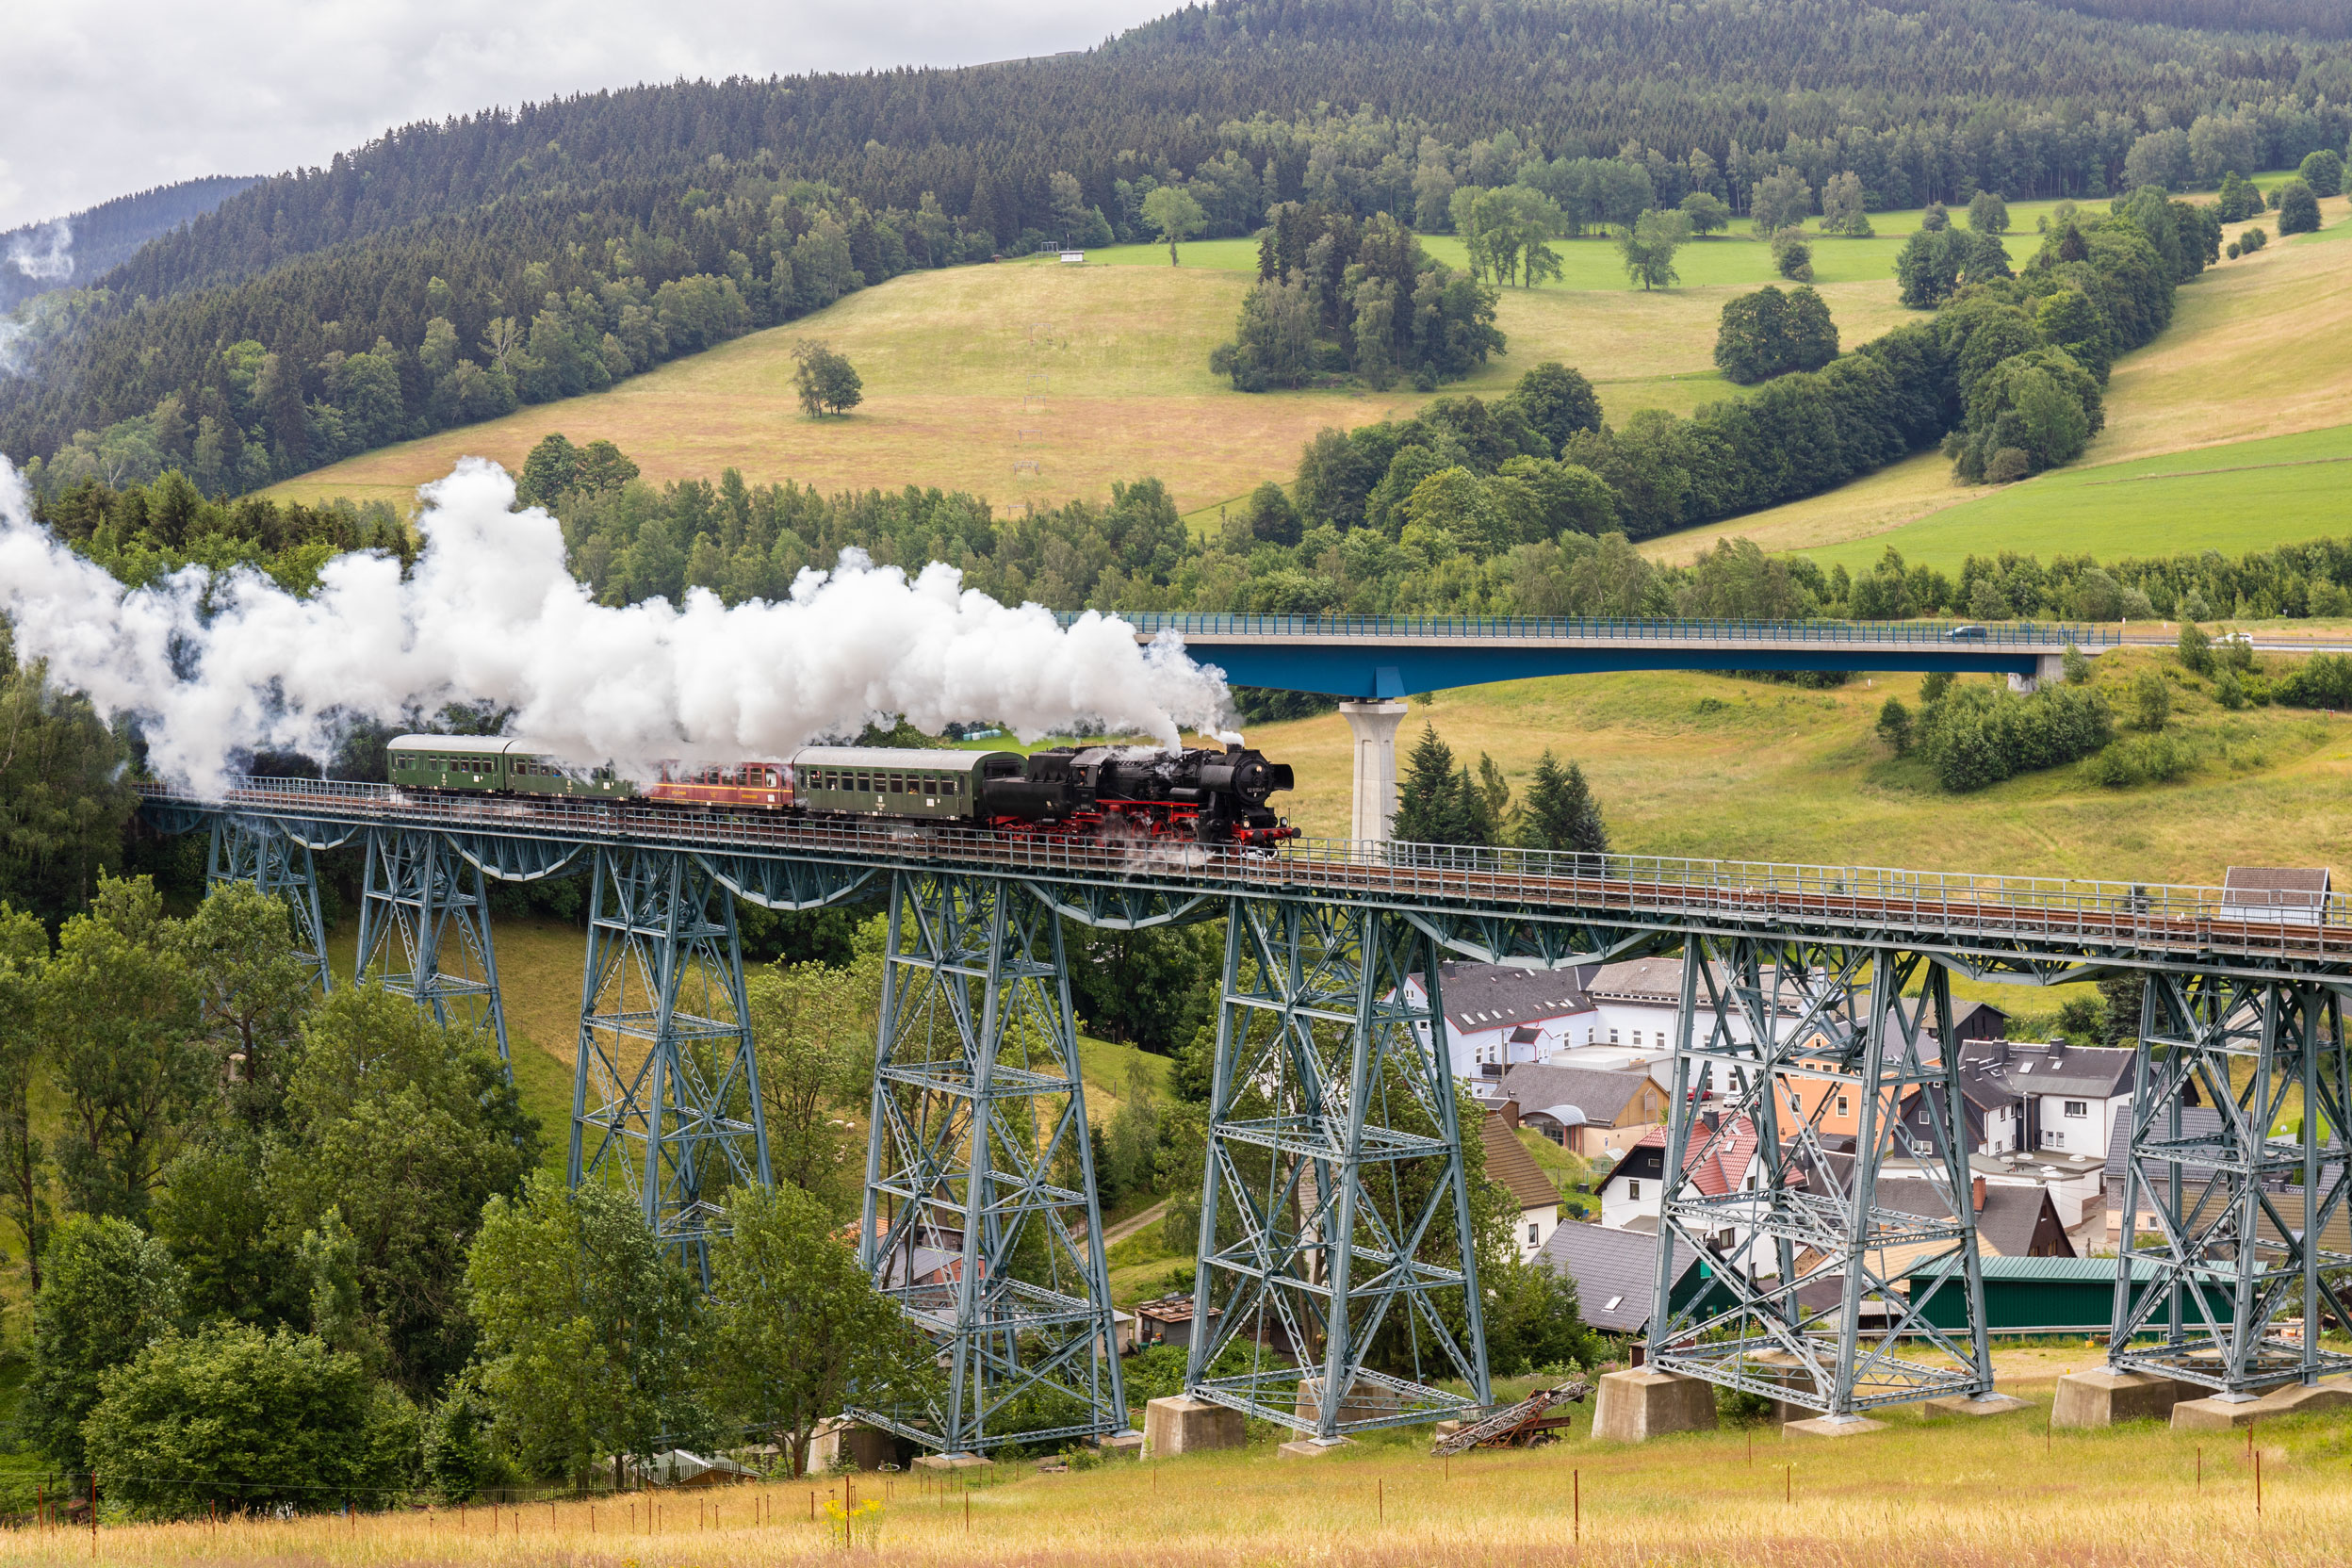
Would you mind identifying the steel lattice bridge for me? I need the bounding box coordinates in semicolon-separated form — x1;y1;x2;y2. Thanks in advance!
147;776;2352;1451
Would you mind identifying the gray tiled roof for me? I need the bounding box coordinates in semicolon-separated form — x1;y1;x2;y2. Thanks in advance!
1540;1221;1698;1335
1415;961;1598;1033
1873;1176;2071;1258
1499;1063;1655;1125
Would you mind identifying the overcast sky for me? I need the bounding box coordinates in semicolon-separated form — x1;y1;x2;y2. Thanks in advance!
0;0;1174;231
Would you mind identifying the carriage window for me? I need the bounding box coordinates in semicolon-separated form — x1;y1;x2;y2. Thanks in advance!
944;778;958;796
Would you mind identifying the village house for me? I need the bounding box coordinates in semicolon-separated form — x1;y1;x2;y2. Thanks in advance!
1405;960;1598;1086
1494;1061;1667;1163
1480;1109;1564;1259
1595;1113;1765;1240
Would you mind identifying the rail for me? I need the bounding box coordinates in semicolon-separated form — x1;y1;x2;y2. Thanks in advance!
1064;612;2115;649
140;778;2352;970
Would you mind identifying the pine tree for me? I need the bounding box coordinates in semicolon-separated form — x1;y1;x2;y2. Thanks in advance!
1514;750;1609;857
1392;725;1469;844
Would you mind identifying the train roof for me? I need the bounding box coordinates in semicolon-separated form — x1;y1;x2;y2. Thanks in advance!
388;735;579;757
792;746;1019;774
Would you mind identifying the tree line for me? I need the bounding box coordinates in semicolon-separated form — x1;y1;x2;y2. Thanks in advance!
7;0;2350;492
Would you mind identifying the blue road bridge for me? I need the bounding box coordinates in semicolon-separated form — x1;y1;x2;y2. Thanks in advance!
145;776;2352;1452
1075;613;2114;839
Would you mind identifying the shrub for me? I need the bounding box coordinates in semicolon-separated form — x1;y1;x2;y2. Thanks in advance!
2130;668;2171;731
1919;681;2114;792
1770;228;1814;282
1876;696;1914;755
1984;448;2032;483
2275;652;2352;710
2086;732;2190;788
2178;622;2213;675
2276;180;2321;237
2225;241;2242;260
2062;645;2092;684
2215;667;2247;710
82;1324;382;1518
2240;225;2268;253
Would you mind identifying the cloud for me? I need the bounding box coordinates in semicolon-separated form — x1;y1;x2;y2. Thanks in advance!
0;0;1173;230
0;456;1235;792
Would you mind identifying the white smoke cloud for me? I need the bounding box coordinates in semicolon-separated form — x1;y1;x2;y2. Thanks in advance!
7;220;72;282
0;456;1236;793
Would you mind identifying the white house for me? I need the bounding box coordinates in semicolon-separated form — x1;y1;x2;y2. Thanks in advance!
1595;1113;1765;1237
1406;961;1598;1090
1482;1110;1563;1260
1989;1038;2134;1157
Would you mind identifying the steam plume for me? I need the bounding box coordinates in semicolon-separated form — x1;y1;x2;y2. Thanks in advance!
7;220;73;283
0;457;1237;793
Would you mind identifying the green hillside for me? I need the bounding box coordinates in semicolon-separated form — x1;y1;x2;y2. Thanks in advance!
1250;646;2352;887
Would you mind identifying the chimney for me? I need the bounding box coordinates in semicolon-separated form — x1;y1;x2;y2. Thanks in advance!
1972;1175;1986;1214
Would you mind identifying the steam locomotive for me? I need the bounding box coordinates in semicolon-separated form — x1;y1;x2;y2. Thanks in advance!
386;736;1298;845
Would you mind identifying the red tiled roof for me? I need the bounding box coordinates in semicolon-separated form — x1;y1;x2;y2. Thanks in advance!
1626;1114;1759;1197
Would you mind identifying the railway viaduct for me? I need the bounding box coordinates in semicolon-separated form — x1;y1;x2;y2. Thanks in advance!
145;616;2348;1456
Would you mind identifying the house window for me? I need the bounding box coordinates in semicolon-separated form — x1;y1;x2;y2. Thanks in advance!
1609;1030;1620;1044
2064;1100;2087;1119
1625;1179;1642;1200
1527;1223;1540;1245
1788;1093;1803;1113
1836;1094;1851;1117
2045;1130;2066;1148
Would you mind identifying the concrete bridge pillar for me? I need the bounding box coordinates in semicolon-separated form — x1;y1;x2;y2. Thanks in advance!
1339;699;1409;845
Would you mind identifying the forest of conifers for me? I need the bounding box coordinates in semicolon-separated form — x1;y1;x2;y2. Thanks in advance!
4;0;2352;496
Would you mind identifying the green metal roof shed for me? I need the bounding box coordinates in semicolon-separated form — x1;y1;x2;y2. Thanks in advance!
1903;1256;2237;1337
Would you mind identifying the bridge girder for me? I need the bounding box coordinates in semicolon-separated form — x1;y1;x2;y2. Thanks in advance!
572;845;767;1286
354;827;510;1063
2110;972;2352;1396
1648;936;1996;1419
1184;896;1491;1442
853;871;1126;1455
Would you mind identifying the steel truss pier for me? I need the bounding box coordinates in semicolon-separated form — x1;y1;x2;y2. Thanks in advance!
571;846;768;1284
1185;899;1491;1442
853;872;1127;1455
353;827;509;1060
206;814;334;992
2111;972;2352;1395
1650;937;1994;1418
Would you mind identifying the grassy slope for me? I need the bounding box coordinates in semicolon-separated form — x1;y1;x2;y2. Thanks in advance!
1648;191;2352;570
361;913;1174;1196
1249;645;2352;888
263;204;2002;521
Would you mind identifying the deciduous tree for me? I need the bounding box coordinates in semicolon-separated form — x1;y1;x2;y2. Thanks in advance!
466;1173;706;1493
21;1214;184;1472
1615;208;1690;291
703;1183;939;1478
1140;187;1205;265
268;983;538;1396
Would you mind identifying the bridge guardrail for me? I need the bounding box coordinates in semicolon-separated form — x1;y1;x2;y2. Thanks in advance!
145;777;2349;967
1059;612;2115;648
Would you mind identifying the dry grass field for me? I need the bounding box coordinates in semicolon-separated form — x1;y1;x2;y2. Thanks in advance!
18;1361;2352;1567
266;226;1910;521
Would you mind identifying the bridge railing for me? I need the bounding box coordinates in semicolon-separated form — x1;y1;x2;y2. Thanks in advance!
145;778;2351;964
1062;612;2115;648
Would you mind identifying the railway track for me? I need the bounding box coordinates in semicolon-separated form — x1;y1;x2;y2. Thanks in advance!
140;778;2352;973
